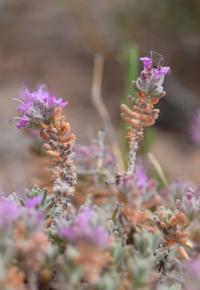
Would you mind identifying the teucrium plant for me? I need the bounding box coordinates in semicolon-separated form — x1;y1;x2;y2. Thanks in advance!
0;53;197;290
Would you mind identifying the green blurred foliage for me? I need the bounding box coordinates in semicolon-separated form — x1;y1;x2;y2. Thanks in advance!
119;45;138;165
120;45;139;102
141;128;155;154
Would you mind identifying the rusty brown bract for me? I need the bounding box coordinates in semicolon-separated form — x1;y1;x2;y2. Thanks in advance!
40;106;77;196
121;91;160;147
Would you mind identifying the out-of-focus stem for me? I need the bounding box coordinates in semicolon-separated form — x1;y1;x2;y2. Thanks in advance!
91;53;125;172
127;139;138;174
28;272;37;290
148;153;168;187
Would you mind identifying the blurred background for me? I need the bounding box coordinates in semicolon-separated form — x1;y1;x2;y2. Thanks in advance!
1;0;200;192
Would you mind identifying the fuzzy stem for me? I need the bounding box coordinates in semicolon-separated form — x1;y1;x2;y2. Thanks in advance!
40;108;77;225
127;139;138;174
28;272;37;290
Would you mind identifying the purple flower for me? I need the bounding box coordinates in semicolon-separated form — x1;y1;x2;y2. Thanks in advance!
15;115;30;129
135;163;148;188
153;66;170;77
140;56;170;77
184;258;200;290
74;207;93;228
135;54;170;98
0;198;20;229
140;57;152;70
185;257;200;277
25;195;43;209
59;207;109;248
14;85;68;129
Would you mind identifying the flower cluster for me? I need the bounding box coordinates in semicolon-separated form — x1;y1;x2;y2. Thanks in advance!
135;56;170;98
15;86;77;227
15;85;68;129
1;54;200;290
59;207;110;248
0;195;51;290
121;56;170;175
116;162;159;210
0;197;20;228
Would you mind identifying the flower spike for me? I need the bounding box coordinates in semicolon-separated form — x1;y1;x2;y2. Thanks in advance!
121;53;170;174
